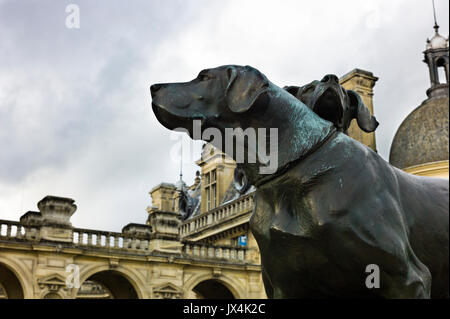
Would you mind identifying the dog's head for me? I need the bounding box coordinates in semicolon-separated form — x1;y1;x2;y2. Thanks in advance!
151;65;270;140
284;74;378;133
151;65;336;185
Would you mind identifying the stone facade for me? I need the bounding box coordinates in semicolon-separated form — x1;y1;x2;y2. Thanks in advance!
0;195;264;299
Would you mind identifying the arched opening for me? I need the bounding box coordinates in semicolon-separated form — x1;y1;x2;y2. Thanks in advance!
192;279;235;299
76;270;138;299
0;262;24;299
436;57;449;84
0;283;7;299
43;292;62;299
76;280;113;299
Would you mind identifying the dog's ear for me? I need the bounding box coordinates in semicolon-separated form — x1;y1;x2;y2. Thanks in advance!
347;90;379;132
293;81;319;108
225;65;269;113
283;86;300;97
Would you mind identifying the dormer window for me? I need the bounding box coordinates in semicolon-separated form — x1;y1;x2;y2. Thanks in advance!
204;169;217;211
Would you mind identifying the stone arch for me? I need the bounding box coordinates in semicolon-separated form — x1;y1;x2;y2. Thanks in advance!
75;264;145;299
0;257;33;299
43;292;63;299
184;273;245;299
436;56;448;67
435;56;449;84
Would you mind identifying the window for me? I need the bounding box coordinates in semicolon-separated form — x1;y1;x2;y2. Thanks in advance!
212;184;216;209
206;187;211;211
204;169;217;211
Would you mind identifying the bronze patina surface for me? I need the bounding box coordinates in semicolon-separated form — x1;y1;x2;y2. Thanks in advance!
151;65;449;298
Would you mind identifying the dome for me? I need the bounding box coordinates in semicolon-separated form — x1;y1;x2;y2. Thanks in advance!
428;33;448;49
389;96;449;170
175;178;187;191
426;24;449;50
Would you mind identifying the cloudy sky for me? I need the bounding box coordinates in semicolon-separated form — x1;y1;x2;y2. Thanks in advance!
0;0;448;231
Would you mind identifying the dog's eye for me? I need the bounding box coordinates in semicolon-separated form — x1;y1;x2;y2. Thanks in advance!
198;73;212;81
302;86;314;94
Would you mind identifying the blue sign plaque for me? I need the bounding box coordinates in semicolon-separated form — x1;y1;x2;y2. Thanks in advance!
238;235;247;247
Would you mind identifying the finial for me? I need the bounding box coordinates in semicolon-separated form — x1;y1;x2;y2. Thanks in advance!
432;0;439;34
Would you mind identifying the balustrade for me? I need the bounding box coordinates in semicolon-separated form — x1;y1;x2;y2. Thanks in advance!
179;193;254;236
182;243;247;262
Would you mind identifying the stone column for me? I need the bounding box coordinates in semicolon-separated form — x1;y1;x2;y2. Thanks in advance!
445;59;449;84
340;69;378;152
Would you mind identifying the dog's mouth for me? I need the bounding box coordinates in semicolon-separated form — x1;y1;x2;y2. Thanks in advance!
152;102;206;139
312;87;344;125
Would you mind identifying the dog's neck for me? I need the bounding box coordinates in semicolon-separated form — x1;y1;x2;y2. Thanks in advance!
239;84;336;185
269;85;336;166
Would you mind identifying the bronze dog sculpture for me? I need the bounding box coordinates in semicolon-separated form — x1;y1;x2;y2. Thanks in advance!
284;76;378;134
151;65;449;298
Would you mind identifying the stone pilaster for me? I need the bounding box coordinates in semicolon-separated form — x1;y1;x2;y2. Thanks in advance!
340;69;378;152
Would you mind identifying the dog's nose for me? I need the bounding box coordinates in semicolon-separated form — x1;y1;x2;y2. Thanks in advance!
150;83;163;94
321;74;339;84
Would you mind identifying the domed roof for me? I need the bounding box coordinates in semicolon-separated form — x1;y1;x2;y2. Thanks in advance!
175;178;187;191
389;96;449;169
426;24;449;50
427;33;448;50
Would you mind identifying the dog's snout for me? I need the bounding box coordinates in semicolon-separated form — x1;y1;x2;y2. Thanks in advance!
321;74;339;84
150;83;163;94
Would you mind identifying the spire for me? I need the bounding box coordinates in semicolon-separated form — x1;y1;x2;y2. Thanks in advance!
425;0;447;51
423;0;449;98
432;0;439;34
176;141;186;192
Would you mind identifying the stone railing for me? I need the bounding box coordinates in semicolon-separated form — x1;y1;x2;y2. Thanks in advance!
72;228;150;252
183;243;247;262
180;193;254;237
0;220;150;252
1;194;256;265
0;219;251;264
0;219;28;240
